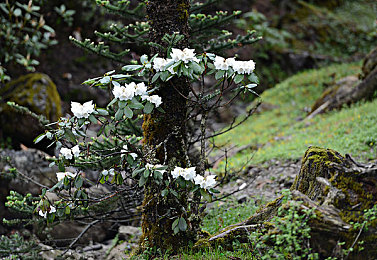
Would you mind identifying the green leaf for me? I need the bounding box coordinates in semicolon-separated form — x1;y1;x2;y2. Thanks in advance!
107;98;117;108
234;74;244;84
129;98;144;109
178;217;187;231
215;70;225;80
34;133;46;144
139;175;146;187
161;189;169;197
154;170;163;180
115;108;124;120
143;102;154;114
143;169;150;178
160;71;170;82
124;106;133;118
100;76;110;84
89;114;97;124
189;62;204;74
248;73;259;84
75;176;83;189
119;100;127;109
170;189;179;198
209;188;220;194
122;65;143;71
97;108;109;116
151;72;160;83
64;129;76;143
201;189;212;202
172;218;179;230
65;206;71;215
58;161;65;172
132;168;145;178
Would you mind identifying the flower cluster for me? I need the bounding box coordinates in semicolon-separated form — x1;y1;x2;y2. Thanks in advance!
152;48;199;73
113;82;147;101
171;48;199;63
71;101;95;118
39;206;56;218
101;168;115;177
171;166;217;190
214;55;255;74
60;145;80;160
56;171;77;182
113;82;162;107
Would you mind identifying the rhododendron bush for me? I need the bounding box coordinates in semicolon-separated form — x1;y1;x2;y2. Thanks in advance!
34;47;258;234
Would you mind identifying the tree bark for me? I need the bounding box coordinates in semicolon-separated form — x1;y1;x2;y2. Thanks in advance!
195;147;377;259
139;0;196;253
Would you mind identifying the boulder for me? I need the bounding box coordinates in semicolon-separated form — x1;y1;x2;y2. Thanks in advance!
0;73;62;152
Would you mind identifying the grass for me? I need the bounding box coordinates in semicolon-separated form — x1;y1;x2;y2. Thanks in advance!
214;62;377;172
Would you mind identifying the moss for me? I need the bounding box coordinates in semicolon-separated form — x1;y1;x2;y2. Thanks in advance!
290;146;344;200
0;73;62;121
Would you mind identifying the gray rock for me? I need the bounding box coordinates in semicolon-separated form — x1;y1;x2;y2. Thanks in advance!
118;226;141;242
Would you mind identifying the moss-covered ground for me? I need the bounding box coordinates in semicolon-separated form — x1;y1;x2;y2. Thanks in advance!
214;62;377;172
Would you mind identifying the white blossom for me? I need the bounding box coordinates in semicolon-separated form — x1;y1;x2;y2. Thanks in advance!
39;205;56;218
134;82;148;96
214;56;229;71
56;171;77;182
181;167;196;181
194;175;205;187
203;175;216;189
102;168;115;177
171;166;185;179
121;144;138;160
171;48;199;63
71;101;95;118
153;57;168;72
71;145;80;157
60;147;72;160
113;84;135;101
231;60;255;75
146;95;162;107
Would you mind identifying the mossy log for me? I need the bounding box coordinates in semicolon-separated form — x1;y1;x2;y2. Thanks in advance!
196;147;377;259
307;47;377;118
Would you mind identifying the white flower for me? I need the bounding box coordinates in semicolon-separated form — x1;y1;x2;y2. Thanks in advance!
181;167;196;181
121;144;138;160
194;175;205;187
134;82;148;96
56;171;77;182
203;175;217;189
146;95;162;107
225;57;236;67
102;168;115;176
231;60;255;75
71;145;80;157
38;206;56;218
244;60;255;74
171;48;199;63
71;101;95;118
214;56;229;71
153;57;168;72
60;147;72;160
113;84;135;101
171;166;185;179
130;153;138;160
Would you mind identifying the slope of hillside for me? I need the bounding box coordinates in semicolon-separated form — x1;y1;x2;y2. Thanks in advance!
215;62;377;171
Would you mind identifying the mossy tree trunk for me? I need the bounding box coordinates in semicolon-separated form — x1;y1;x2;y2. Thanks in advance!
139;0;196;253
196;147;377;259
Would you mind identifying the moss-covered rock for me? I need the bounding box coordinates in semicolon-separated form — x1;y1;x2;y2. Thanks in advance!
0;73;62;150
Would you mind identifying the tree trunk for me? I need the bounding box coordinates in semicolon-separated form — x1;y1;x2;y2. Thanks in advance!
196;147;377;259
307;46;377;118
139;0;196;253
